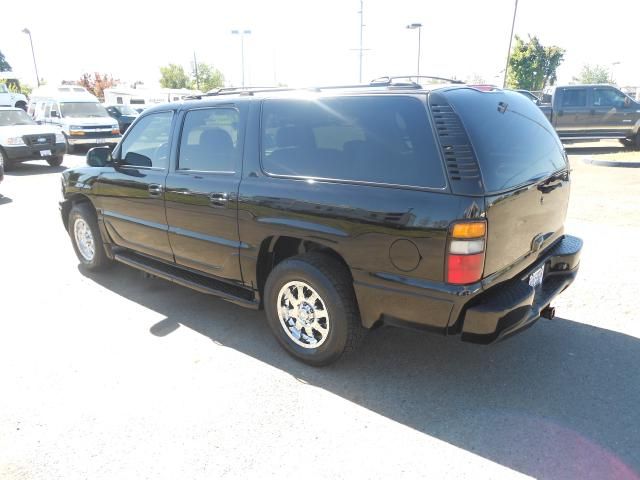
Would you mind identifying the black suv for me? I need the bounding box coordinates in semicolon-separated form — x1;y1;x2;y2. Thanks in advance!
60;78;582;366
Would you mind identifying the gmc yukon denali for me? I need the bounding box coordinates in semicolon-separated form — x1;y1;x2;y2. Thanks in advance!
539;84;640;148
59;78;583;366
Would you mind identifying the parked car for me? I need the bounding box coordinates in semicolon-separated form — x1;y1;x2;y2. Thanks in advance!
0;107;66;169
28;85;121;153
105;104;139;133
513;89;541;104
539;84;640;148
60;80;582;366
0;83;28;110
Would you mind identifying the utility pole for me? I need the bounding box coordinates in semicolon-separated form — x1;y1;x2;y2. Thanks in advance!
231;30;251;87
193;51;200;91
358;0;364;83
406;23;423;78
502;0;519;88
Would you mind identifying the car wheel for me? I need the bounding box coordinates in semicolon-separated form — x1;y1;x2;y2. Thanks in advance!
264;252;365;366
635;133;640;151
47;155;63;167
0;149;12;172
68;203;110;270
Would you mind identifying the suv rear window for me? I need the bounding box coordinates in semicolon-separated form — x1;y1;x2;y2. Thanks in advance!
261;96;445;188
443;88;566;192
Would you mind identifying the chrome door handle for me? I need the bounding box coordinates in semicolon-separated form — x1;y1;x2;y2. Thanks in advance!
148;184;164;196
209;192;228;207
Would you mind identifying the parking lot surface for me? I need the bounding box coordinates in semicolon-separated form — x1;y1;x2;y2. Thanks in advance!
1;143;639;479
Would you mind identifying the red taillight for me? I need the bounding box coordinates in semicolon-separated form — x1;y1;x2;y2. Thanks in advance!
446;220;487;285
447;253;484;284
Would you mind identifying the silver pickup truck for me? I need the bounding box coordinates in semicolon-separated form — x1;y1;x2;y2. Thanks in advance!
539;84;640;148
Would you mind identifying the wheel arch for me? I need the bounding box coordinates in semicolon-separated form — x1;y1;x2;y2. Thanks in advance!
61;193;98;230
255;235;353;308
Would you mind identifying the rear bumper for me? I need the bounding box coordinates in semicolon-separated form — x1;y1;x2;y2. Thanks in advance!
4;143;67;161
353;234;582;343
460;235;583;343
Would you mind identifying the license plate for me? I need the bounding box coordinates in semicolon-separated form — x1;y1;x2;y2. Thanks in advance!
39;149;52;156
529;265;545;288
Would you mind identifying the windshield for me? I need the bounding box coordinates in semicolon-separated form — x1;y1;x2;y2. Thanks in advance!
116;105;139;116
60;102;109;118
0;109;36;126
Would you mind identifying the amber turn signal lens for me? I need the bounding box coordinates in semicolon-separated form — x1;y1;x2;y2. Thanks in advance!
452;222;486;239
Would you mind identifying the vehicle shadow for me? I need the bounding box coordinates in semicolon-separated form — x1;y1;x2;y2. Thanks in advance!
565;145;627;156
5;163;67;176
0;195;12;205
82;264;640;480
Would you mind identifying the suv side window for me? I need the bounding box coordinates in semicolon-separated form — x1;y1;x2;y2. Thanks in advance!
561;89;587;107
120;111;173;169
593;88;627;108
261;96;445;188
178;108;239;172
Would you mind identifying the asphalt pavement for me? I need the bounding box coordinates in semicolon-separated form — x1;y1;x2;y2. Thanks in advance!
0;146;639;480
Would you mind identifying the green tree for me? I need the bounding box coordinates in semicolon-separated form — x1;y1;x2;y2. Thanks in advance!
159;64;190;89
573;64;614;84
0;50;11;72
506;35;565;91
190;62;224;92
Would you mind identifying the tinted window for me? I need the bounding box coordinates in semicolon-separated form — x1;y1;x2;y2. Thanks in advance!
261;96;445;188
561;89;586;107
120;111;173;168
178;108;239;172
593;88;627;108
444;88;566;192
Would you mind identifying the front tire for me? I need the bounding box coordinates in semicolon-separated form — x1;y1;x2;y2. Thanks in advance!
68;203;110;270
264;252;365;366
47;155;63;167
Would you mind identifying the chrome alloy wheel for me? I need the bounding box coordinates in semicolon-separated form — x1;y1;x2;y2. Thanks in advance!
73;218;95;262
277;281;330;348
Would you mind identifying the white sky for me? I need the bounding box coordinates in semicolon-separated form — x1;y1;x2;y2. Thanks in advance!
2;0;639;89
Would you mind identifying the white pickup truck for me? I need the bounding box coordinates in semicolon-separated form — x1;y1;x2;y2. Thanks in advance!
0;83;28;110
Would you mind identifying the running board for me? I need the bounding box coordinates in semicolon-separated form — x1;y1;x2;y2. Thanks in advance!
113;251;259;309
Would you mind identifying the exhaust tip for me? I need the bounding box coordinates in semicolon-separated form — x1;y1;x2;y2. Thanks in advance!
541;306;556;320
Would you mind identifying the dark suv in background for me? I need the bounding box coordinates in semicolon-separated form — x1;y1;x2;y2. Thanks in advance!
60;78;582;365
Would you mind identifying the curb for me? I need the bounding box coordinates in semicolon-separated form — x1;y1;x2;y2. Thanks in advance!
583;158;640;168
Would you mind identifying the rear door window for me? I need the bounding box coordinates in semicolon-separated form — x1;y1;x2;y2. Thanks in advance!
442;88;566;193
561;89;587;107
261;96;445;188
178;108;240;173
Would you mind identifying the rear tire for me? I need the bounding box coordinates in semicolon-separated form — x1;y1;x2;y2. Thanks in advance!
264;252;365;366
0;149;12;172
47;155;63;167
68;203;110;271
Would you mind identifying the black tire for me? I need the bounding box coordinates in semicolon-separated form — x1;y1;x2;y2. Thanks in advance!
264;252;365;366
47;155;63;167
68;203;111;270
635;133;640;151
0;149;9;172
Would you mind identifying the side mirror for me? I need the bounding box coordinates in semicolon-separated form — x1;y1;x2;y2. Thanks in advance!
51;111;60;118
86;147;112;167
624;97;631;107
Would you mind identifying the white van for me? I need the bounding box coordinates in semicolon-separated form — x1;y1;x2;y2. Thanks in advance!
29;85;121;153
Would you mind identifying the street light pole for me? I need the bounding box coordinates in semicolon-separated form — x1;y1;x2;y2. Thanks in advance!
502;0;519;88
193;51;200;91
231;29;252;88
406;23;423;78
22;28;40;87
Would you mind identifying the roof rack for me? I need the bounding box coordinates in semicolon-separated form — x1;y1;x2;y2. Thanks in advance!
183;75;465;99
370;75;465;86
